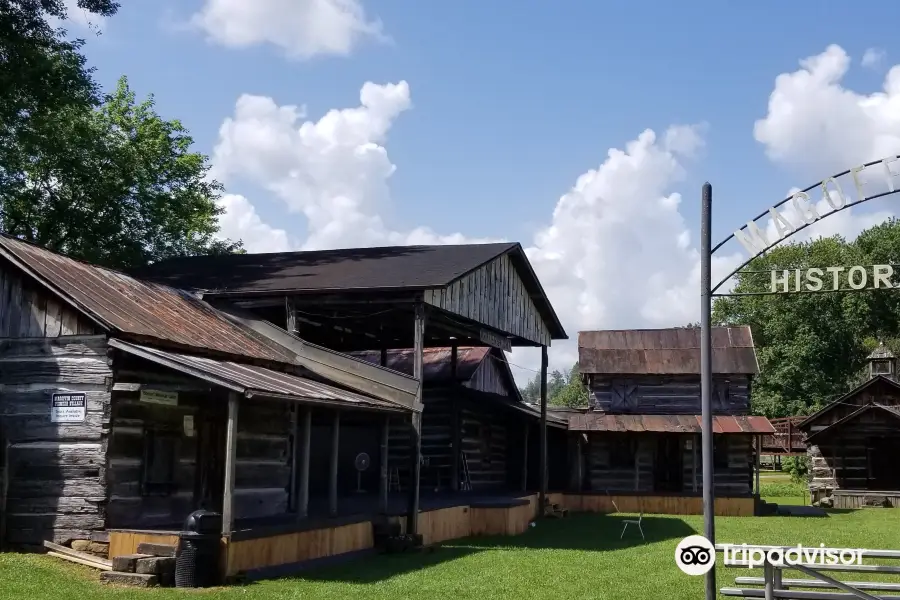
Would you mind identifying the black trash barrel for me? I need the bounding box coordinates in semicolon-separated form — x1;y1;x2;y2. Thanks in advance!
175;510;222;588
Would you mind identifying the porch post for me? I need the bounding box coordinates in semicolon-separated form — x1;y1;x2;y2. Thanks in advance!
755;435;761;495
329;410;340;517
521;422;529;491
222;392;239;537
289;405;300;512
379;416;390;513
406;302;426;535
297;406;311;520
539;345;548;516
693;433;699;493
450;343;460;493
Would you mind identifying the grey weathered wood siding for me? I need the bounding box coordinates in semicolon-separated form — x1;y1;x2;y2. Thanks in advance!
587;375;750;415
0;262;99;338
106;386;200;528
234;400;292;520
388;390;516;491
423;253;551;346
808;411;900;501
464;356;511;397
0;332;111;545
582;433;753;496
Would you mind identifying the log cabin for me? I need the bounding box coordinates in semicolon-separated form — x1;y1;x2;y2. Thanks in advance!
566;327;775;516
0;233;425;572
798;343;900;509
351;346;568;495
0;236;569;581
135;243;569;525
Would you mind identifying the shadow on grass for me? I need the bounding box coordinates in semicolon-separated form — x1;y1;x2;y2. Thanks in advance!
287;513;695;584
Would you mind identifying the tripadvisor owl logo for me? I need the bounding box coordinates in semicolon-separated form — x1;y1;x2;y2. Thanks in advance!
675;535;716;576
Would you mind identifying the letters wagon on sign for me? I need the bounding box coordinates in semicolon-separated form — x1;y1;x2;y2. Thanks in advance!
50;393;86;423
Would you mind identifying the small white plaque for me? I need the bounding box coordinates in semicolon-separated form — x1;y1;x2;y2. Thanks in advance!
50;393;86;423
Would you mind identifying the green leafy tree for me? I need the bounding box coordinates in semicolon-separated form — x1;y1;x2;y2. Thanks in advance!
552;363;589;408
713;220;900;417
0;76;241;269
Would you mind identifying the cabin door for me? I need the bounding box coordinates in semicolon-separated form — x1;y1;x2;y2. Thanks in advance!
867;436;900;490
654;435;683;492
195;398;227;513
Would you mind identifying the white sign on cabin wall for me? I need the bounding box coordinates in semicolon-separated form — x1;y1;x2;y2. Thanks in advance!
50;393;86;423
140;389;179;406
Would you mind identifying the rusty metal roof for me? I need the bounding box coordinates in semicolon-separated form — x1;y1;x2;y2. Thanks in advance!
350;347;490;382
0;235;296;364
578;326;758;375
567;413;774;434
109;339;410;412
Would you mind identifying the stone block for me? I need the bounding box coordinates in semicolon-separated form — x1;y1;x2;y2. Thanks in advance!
136;542;177;557
135;556;176;575
100;572;158;587
111;554;152;573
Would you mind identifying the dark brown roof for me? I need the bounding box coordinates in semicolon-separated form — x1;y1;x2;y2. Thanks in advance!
110;340;409;412
797;375;900;429
0;235;296;364
567;413;774;434
132;242;567;340
805;403;900;442
578;326;758;375
350;346;488;383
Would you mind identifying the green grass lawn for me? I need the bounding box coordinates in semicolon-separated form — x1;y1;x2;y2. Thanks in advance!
2;505;899;600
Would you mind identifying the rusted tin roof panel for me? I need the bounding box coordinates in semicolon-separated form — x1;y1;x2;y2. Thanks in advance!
568;413;775;434
350;346;489;382
0;235;296;363
578;326;758;375
110;340;408;412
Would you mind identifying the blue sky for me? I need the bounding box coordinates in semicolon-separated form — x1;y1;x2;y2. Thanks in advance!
67;0;900;373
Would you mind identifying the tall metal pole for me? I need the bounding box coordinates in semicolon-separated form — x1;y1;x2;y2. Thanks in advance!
700;182;716;600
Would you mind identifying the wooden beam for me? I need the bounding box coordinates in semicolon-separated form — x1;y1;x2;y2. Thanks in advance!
379;416;390;513
522;422;529;491
406;302;426;535
755;434;761;495
451;398;461;492
111;382;211;393
286;296;297;335
298;406;311;520
538;345;548;516
329;410;341;517
222;391;239;537
693;434;699;493
289;405;300;512
451;343;458;381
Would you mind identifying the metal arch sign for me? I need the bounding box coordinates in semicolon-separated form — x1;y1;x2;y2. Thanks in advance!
711;155;900;295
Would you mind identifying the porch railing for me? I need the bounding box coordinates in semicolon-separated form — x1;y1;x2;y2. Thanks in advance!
760;418;807;456
717;544;900;599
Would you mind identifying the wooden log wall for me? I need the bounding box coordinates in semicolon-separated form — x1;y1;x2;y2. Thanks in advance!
587;375;750;414
808;410;900;498
422;253;552;347
582;433;753;496
585;435;653;492
388;397;453;490
0;328;111;544
105;380;202;529
233;401;292;520
460;404;508;490
306;410;382;498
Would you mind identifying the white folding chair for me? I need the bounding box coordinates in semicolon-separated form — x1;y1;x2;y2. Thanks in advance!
620;510;644;540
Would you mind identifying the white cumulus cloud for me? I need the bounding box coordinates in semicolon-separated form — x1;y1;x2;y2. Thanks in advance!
862;48;886;70
191;0;384;60
210;82;730;379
